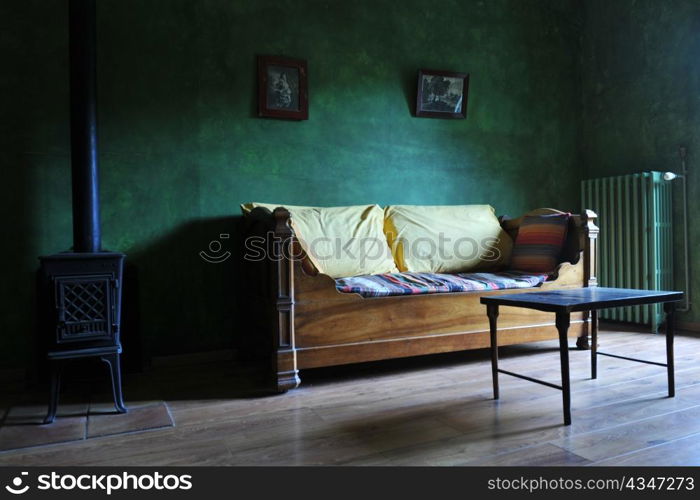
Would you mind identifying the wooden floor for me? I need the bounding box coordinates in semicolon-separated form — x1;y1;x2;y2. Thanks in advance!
1;327;700;466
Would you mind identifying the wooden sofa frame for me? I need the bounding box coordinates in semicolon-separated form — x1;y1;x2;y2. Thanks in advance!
243;207;599;392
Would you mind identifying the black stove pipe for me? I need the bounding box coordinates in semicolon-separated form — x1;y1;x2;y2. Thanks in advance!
69;0;101;253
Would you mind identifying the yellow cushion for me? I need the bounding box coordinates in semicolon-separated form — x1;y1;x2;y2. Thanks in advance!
241;203;398;278
240;202;316;214
383;205;512;273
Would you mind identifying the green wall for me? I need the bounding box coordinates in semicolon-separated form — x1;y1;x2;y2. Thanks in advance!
581;0;700;324
1;0;584;369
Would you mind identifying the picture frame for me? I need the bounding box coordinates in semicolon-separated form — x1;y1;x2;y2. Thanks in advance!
257;55;308;120
415;69;469;119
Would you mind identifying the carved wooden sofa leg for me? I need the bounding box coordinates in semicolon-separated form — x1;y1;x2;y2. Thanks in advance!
576;324;590;350
275;347;300;393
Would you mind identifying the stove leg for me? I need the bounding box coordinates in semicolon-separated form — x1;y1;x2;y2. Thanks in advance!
43;361;63;424
100;353;127;414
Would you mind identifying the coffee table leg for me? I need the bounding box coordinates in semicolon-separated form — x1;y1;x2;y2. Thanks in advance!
556;312;572;425
487;303;499;400
664;302;676;397
591;309;598;379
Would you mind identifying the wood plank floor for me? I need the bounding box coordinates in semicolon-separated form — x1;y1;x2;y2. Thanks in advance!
1;328;700;466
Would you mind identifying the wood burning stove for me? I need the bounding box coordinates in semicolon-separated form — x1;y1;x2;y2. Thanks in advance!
39;253;126;423
38;0;127;424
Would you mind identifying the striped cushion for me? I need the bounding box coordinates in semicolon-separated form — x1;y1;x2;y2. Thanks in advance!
510;213;570;273
335;271;547;298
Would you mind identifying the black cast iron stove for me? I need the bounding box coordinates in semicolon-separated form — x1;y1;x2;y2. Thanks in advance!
38;0;126;424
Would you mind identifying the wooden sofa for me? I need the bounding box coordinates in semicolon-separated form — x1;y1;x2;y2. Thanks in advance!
242;207;599;392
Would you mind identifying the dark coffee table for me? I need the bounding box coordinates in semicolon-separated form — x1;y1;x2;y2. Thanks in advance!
480;287;683;425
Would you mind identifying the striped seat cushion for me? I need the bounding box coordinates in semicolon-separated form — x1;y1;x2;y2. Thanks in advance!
335;271;547;298
509;213;570;273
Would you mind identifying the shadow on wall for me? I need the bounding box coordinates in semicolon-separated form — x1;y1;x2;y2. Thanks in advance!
18;215;277;403
1;149;43;375
123;215;249;370
1;86;67;376
0;0;70;373
400;66;417;117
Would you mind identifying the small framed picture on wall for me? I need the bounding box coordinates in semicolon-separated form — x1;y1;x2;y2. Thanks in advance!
257;55;308;120
415;69;469;119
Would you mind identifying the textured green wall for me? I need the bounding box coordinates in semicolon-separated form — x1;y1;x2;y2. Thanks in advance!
581;0;700;324
1;0;584;369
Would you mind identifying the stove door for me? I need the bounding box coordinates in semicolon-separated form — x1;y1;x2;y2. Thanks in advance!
54;274;116;344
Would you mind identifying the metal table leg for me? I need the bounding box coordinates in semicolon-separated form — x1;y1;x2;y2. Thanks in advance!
664;302;676;398
591;309;598;379
487;303;499;400
556;311;572;426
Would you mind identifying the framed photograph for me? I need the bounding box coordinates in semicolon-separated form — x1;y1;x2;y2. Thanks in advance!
415;69;469;119
257;55;308;120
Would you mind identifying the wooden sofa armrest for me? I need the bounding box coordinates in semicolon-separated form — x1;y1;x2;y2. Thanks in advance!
242;206;300;391
270;208;300;391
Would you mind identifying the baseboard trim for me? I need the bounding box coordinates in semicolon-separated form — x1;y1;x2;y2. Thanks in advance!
0;367;26;387
676;321;700;334
151;349;236;368
600;319;700;336
0;349;237;384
